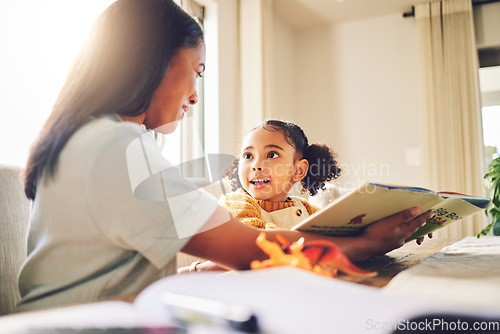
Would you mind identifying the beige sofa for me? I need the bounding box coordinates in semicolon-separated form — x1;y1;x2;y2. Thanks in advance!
0;165;30;315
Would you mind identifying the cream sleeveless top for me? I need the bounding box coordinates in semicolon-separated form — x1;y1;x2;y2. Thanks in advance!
259;197;310;229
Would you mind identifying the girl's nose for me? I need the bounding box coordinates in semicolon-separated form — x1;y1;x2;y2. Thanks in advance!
252;166;262;171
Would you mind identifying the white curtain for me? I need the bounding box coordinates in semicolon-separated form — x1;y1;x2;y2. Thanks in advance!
415;0;487;239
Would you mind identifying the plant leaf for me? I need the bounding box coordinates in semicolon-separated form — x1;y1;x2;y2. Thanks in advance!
477;220;496;237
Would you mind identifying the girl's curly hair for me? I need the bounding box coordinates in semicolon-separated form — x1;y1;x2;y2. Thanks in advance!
223;119;341;196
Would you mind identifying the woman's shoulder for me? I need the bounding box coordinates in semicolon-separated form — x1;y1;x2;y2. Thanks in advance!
64;114;162;181
80;114;146;144
69;114;151;159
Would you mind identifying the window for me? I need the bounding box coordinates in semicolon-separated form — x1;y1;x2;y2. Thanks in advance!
479;66;500;167
154;0;208;178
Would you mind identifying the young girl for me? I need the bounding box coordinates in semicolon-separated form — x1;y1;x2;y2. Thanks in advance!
219;119;341;230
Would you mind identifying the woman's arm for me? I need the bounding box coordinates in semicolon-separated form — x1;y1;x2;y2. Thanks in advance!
181;205;434;270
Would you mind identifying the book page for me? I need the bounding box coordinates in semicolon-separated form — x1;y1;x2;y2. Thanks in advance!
0;300;172;332
293;183;444;235
134;267;457;334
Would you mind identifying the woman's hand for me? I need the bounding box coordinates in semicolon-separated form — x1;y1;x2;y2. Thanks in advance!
416;232;433;245
355;207;435;260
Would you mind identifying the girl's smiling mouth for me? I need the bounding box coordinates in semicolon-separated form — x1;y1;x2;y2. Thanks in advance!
250;179;270;189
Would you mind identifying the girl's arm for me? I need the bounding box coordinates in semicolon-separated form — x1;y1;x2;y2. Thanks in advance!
181;205;433;270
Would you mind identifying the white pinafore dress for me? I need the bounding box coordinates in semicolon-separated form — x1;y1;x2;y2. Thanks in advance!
258;197;310;229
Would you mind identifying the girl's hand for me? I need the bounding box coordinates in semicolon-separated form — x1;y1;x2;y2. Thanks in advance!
195;260;228;272
357;207;435;259
177;260;228;274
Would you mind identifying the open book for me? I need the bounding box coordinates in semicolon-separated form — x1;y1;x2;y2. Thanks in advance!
292;182;491;241
0;267;481;334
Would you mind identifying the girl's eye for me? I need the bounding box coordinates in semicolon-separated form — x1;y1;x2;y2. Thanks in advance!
242;152;252;159
267;151;279;159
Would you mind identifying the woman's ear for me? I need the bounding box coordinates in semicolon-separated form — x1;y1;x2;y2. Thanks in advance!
292;159;309;182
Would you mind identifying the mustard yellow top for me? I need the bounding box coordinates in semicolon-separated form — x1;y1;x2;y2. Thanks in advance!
219;190;320;229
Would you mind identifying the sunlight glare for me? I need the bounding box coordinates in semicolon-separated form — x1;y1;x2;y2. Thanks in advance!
0;0;116;166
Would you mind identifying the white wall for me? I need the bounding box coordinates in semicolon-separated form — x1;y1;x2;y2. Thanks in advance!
271;13;296;122
272;14;426;188
474;1;500;49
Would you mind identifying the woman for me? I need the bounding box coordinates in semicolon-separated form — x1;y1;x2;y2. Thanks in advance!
18;0;433;312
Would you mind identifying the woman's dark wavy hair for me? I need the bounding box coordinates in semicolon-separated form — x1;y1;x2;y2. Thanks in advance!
24;0;203;200
224;119;342;196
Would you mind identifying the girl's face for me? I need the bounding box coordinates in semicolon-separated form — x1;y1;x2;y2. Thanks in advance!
143;41;206;134
238;126;308;202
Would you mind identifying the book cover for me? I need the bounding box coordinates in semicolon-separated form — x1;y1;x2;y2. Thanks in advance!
291;182;491;241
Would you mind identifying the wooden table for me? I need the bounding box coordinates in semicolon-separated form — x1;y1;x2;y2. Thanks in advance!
338;238;459;288
177;238;459;289
176;238;460;288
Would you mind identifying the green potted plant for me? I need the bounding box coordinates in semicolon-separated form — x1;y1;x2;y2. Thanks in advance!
478;156;500;237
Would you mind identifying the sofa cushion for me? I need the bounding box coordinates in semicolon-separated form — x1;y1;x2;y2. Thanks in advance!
0;165;31;315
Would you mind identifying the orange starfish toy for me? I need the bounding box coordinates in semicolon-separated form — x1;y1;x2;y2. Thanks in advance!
250;233;377;278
